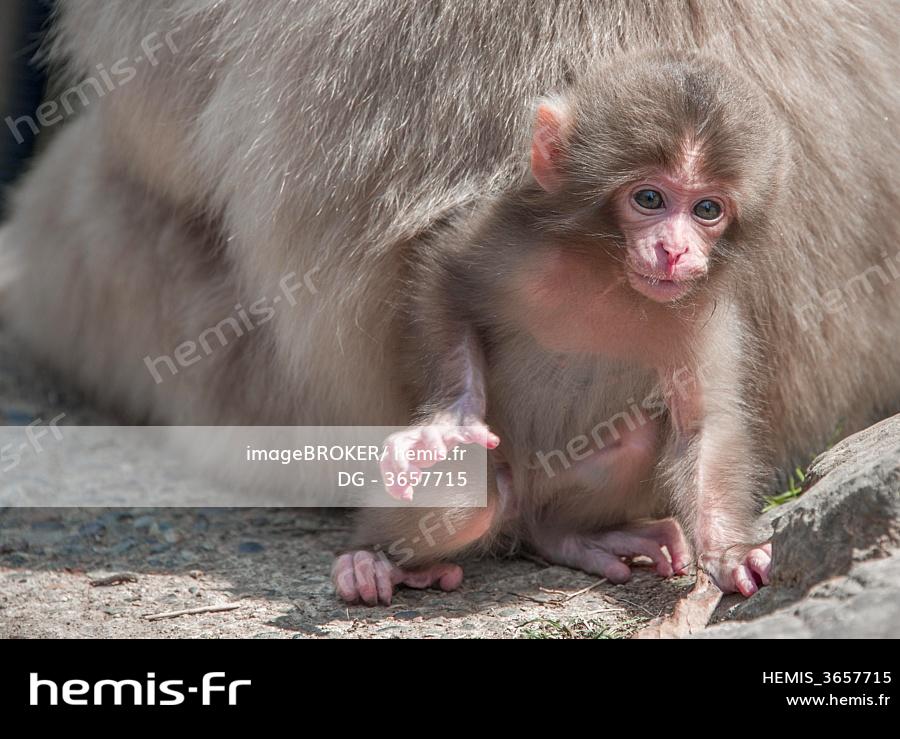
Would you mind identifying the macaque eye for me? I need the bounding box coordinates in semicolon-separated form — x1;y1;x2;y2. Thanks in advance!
693;199;722;220
634;189;664;209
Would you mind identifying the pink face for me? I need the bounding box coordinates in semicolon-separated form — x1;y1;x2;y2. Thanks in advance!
616;172;732;302
530;103;734;304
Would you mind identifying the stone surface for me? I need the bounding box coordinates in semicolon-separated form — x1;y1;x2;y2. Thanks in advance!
700;555;900;638
703;414;900;638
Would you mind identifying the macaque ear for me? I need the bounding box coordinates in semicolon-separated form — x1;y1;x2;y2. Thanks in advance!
531;100;570;192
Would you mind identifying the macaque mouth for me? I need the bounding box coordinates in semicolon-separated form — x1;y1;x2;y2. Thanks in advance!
626;268;692;302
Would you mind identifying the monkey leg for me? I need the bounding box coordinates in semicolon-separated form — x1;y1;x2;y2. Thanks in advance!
530;518;692;584
700;542;772;597
334;474;505;606
528;419;692;583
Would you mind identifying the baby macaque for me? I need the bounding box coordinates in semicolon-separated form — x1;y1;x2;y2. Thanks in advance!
335;54;788;604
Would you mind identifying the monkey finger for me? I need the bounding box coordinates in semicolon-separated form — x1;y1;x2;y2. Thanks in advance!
732;563;760;597
379;453;419;500
747;546;772;586
331;553;359;603
352;550;381;606
648;519;693;574
417;426;449;466
395;562;464;592
373;559;396;605
624;537;674;578
381;474;415;501
384;427;429;457
379;436;411;478
573;548;632;584
453;423;500;449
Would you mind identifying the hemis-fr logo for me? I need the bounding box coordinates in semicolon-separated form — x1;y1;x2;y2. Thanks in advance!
30;672;251;706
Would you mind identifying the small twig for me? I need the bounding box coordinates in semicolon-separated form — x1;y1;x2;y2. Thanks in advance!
90;573;138;587
506;591;553;605
144;603;241;621
538;578;607;601
559;579;607;601
609;595;655;617
513;577;608;606
538;587;570;596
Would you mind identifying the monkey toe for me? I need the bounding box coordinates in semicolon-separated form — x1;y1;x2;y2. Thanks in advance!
332;552;463;606
616;519;692;575
744;544;773;592
398;562;464;592
588;520;691;579
331;552;361;603
732;564;759;597
703;541;773;597
330;550;391;605
572;552;633;583
643;518;693;574
564;542;633;582
351;550;383;605
734;544;773;596
597;558;633;584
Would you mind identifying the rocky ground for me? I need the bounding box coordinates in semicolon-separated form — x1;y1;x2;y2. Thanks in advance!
1;326;898;638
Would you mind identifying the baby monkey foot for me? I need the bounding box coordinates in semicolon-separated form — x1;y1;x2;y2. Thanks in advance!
380;421;500;500
701;542;772;597
536;518;693;584
332;550;463;606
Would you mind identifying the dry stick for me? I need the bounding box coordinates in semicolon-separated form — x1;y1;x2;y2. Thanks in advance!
90;573;138;587
512;578;608;606
144;603;241;621
539;579;608;601
539;587;570;596
506;591;553;605
559;579;607;602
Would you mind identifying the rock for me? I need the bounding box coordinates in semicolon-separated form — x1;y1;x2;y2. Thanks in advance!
393;610;420;620
110;537;138;555
133;515;157;531
771;415;900;591
30;519;65;531
700;556;900;638
703;414;900;638
78;521;106;538
162;528;180;544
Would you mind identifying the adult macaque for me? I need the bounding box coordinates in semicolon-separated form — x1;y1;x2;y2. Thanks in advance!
1;2;897;607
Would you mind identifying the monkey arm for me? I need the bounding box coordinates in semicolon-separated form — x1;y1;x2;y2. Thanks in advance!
411;330;492;426
659;312;772;596
380;279;500;501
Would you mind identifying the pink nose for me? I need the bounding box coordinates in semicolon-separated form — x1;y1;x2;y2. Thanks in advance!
659;241;687;273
